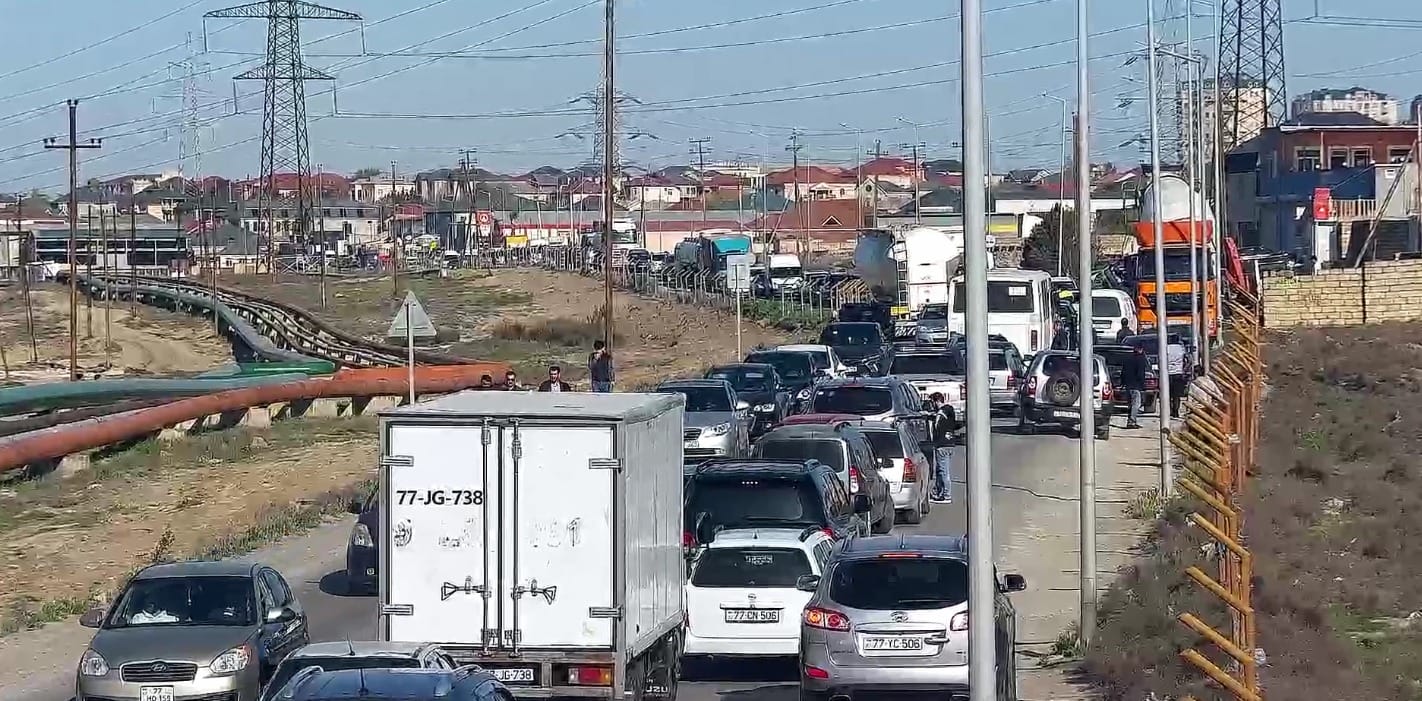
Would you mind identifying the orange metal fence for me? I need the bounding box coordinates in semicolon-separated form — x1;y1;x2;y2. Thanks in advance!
1173;290;1264;701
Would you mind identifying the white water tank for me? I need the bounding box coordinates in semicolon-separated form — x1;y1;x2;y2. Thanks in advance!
1140;173;1215;223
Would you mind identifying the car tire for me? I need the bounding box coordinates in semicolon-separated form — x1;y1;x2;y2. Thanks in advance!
799;691;831;701
872;509;894;534
900;502;923;525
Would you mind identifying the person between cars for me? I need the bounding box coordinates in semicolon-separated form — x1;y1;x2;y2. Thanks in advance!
1165;336;1188;418
1116;319;1134;343
1120;345;1148;430
537;365;573;392
588;340;615;393
927;392;954;504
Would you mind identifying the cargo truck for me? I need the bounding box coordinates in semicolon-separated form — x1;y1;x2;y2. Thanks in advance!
853;226;996;338
1128;174;1218;341
376;391;686;700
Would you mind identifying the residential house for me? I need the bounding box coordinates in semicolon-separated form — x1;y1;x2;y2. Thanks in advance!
765;166;859;201
625;173;694;206
1004;168;1050;185
751;197;863;253
1225;112;1421;259
235;172;353;201
238;199;382;247
857;157;921;190
351;172;414;202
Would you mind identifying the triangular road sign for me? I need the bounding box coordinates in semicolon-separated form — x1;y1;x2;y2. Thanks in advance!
387;291;438;340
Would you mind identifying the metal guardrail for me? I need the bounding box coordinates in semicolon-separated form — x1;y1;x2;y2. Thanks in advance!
1174;290;1265;701
472;245;873;326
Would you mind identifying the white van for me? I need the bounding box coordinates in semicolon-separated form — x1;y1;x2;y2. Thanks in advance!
948;268;1056;356
1090;289;1137;342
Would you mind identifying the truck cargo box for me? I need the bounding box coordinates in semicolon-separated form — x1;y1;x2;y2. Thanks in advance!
376;391;685;694
1133;220;1214;248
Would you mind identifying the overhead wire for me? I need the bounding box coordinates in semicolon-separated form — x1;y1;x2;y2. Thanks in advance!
0;0;208;82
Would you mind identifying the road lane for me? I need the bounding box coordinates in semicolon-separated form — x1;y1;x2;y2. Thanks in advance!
9;416;1159;701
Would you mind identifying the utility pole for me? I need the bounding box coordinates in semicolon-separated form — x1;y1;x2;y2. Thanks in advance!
600;0;616;351
44;99;102;382
15;199;38;363
786;131;805;261
1146;0;1172;497
316;163;326;309
128;183;137;310
84;212;94;339
899;140;926;225
1073;0;1097;648
101;209;112;370
390;160;400;298
871;140;883;227
459;148;478;258
961;0;995;696
690;137;711;228
840;124;864;229
1043;93;1069;275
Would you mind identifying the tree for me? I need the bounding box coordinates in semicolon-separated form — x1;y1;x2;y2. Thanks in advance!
1023;205;1080;277
353;167;383;179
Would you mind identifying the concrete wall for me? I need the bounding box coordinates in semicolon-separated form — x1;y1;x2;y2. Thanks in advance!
1262;258;1422;327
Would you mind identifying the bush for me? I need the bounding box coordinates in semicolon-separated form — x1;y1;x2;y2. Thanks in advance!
741;299;830;331
490;309;622;347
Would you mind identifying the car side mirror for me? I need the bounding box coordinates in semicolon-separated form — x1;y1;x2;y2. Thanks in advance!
795;574;822;592
346;499;363;514
1003;574;1028;592
852;493;872;514
735;400;750;411
79;606;106;628
266;606;298;624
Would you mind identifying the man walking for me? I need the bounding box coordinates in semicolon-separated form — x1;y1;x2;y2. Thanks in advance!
1165;334;1188;418
927;392;955;504
537;365;573;392
1121;345;1148;429
588;340;615;393
1115;318;1134;343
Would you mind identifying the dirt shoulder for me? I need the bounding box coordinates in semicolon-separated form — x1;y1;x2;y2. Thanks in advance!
0;286;231;382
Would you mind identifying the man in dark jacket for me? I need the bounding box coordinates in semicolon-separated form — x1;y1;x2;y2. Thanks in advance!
927;392;955;504
1115;319;1134;343
1120;345;1149;429
537;365;573;392
588;340;615;393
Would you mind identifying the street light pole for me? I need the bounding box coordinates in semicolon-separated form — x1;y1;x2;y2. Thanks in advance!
897;117;924;224
960;0;995;697
1072;0;1098;648
1146;0;1173;497
841;123;864;228
1043;94;1069;275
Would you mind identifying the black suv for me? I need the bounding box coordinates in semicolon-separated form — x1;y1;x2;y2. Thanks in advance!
819;322;889;375
682;458;872;551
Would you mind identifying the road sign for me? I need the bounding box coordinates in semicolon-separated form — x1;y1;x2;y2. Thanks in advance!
476;210;493;226
725;253;753;293
387;291;438;341
1312;187;1332;220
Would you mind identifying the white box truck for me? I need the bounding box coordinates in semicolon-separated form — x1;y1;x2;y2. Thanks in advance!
376;391;686;700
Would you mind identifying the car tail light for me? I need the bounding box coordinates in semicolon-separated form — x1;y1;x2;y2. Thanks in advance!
821;526;836;539
1007;375;1017;389
1146;376;1158;390
567;666;613;686
1030;330;1040;351
902;456;917;481
879;552;922;559
804;665;830;680
848;466;860;494
804;606;851;631
683;530;694;548
950;612;968;631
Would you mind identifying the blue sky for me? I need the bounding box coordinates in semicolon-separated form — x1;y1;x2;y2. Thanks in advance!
0;0;1419;192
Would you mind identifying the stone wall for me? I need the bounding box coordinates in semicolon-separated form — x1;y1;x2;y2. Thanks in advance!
1262;259;1422;327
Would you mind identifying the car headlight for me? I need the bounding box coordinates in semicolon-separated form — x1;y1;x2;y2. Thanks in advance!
209;644;252;676
755;403;775;412
79;648;109;677
350;522;374;548
796;388;812;400
706;422;732;437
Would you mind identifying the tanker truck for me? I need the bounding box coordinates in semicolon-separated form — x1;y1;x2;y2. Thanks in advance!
852;226;995;338
1126;174;1218;344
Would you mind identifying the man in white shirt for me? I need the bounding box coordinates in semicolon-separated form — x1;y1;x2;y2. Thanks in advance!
1165;335;1188;418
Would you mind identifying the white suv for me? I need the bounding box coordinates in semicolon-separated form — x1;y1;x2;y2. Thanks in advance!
683;527;835;660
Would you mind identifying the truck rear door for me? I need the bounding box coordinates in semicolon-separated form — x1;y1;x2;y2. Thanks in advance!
381;421;617;651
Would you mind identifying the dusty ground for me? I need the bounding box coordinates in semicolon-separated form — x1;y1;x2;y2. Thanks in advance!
0;419;378;625
0;286;230;382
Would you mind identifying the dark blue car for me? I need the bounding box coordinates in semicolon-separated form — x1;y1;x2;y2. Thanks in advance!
344;492;379;595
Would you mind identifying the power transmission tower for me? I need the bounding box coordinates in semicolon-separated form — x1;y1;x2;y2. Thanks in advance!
689;137;711;226
1220;0;1286;151
204;0;360;276
458;148;478;256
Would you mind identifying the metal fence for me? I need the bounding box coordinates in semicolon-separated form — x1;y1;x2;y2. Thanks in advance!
1174;291;1264;701
473;246;874;328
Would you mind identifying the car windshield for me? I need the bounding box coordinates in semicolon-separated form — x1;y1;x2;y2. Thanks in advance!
267;656;423;699
810;387;894;415
662;386;732;412
889;353;964;375
989;352;1009;371
861;430;905;459
952;280;1036;313
684;478;824;532
706;367;773;392
745;352;811;381
919;305;948;320
107;576;255;628
1091;296;1122;317
756;438;845;471
691;547;812;588
829;558;969;610
821;324;883;347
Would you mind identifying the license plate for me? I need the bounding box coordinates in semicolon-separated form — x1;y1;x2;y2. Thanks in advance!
725;608;780;623
139;687;174;701
1053;409;1079;418
862;635;924;651
490;667;536;683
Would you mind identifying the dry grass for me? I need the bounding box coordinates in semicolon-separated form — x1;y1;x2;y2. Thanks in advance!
1083;323;1422;699
489;307;622;348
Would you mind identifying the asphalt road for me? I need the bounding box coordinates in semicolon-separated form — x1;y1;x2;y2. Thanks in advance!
12;416;1150;701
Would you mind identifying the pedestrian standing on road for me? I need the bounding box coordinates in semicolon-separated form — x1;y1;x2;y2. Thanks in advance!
927;391;955;504
588;340;615;393
1121;345;1148;430
1115;319;1134;343
1165;334;1188;418
537;365;573;392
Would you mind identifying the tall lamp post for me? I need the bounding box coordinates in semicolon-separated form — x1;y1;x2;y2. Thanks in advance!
1042;93;1070;275
895;116;925;224
840;122;865;228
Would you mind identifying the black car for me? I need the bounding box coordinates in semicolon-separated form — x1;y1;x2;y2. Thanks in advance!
819;321;889;375
837;301;894;335
683;458;872;551
704;362;791;435
344;492;379;595
744;349;818;409
1095;344;1159;414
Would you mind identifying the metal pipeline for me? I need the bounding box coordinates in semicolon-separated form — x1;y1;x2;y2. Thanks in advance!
0;363;510;474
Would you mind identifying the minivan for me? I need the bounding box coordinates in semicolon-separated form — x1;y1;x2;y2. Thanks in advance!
948;268;1056;357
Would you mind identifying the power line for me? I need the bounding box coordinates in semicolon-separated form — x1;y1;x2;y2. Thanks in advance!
0;1;207;82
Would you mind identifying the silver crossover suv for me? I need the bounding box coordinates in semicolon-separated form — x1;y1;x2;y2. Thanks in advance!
797;534;1027;701
76;560;308;701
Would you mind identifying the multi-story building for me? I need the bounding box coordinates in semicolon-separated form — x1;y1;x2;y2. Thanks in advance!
1175;81;1273;161
1291;87;1400;126
351;172;414;202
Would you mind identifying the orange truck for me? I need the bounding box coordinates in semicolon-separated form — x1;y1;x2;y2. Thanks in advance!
1126;218;1219;340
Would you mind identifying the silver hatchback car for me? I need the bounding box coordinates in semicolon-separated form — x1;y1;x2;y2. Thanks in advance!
797;534;1027;701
